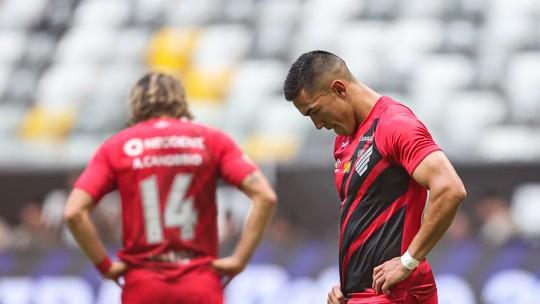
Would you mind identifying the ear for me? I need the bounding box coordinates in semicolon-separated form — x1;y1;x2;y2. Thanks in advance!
330;80;346;97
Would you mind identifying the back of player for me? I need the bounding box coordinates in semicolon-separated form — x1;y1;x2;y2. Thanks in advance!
65;73;277;304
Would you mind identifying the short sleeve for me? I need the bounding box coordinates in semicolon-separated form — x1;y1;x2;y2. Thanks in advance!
74;143;116;202
376;110;441;175
215;131;258;187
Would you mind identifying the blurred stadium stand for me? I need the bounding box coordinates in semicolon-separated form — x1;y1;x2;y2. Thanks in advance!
0;0;539;167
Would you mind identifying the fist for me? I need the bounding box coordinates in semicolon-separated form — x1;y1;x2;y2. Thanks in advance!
103;261;128;281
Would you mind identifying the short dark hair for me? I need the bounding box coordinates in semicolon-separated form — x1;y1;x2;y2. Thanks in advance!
283;50;349;101
129;72;193;124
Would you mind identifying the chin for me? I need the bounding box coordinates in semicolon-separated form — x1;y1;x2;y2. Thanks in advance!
334;127;351;136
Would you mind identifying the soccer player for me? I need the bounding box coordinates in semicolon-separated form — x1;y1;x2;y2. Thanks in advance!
64;72;277;303
283;51;466;304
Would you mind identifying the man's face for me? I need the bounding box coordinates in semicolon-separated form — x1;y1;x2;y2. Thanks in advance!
292;88;355;136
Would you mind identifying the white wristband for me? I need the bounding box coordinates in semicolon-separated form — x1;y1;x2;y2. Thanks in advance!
400;250;420;271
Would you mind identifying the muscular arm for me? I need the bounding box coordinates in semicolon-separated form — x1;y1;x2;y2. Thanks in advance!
373;151;466;294
213;171;277;276
407;151;467;260
64;189;126;279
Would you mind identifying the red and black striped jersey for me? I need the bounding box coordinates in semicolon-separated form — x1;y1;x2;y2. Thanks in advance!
333;96;441;295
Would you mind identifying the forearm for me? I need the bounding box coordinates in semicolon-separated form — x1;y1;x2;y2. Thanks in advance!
407;190;463;260
232;197;276;264
66;212;109;264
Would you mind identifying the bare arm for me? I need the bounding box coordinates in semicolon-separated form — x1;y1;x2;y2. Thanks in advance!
212;171;277;276
373;151;466;294
407;151;467;259
64;189;126;279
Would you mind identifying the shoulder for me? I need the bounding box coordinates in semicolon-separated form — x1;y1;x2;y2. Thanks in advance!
377;100;425;134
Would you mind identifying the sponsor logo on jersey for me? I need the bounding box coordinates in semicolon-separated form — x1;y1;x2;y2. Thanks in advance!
361;135;373;142
123;136;205;157
343;161;351;174
355;145;373;176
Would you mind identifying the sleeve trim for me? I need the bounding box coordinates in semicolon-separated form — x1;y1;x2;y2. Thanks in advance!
408;148;442;175
74;184;102;203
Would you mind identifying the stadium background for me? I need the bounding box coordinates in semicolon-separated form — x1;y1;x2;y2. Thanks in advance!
0;0;540;303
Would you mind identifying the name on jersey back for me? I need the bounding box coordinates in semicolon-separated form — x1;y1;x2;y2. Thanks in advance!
123;136;205;169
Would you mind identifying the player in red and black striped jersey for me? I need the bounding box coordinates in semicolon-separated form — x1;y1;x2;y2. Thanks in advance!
284;51;466;304
64;73;277;303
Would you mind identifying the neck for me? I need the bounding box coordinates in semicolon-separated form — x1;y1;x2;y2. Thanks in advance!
349;82;381;125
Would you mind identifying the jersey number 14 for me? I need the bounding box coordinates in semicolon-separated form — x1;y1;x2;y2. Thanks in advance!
140;174;198;244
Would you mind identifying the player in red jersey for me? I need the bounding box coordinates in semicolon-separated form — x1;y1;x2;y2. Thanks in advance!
64;72;277;303
284;51;467;304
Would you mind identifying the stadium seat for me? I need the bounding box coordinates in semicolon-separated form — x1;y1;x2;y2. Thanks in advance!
0;65;11;99
0;31;27;65
477;126;540;161
291;19;343;59
386;18;445;52
302;0;362;21
72;63;143;134
245;100;311;162
36;63;100;109
254;0;301;57
222;0;257;22
192;24;252;71
190;103;226;129
0;0;48;29
22;32;57;71
489;0;540;17
113;28;151;63
183;24;251;101
330;21;386;88
443;20;478;53
227;59;287;100
224;60;287;140
55;26;118;64
73;0;131;28
184;67;233;102
438;91;507;157
409;55;475;94
399;0;453;17
131;0;167;25
166;0;221;27
504;52;540;122
363;0;400;19
384;19;444;86
146;27;199;75
19;105;76;141
292;0;362;56
2;68;40;103
0;104;26;137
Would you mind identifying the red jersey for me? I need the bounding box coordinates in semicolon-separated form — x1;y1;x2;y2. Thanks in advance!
334;97;441;296
75;117;257;266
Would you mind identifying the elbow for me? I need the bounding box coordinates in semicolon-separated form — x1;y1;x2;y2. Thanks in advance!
64;206;85;226
256;189;278;208
448;182;467;206
263;190;278;206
